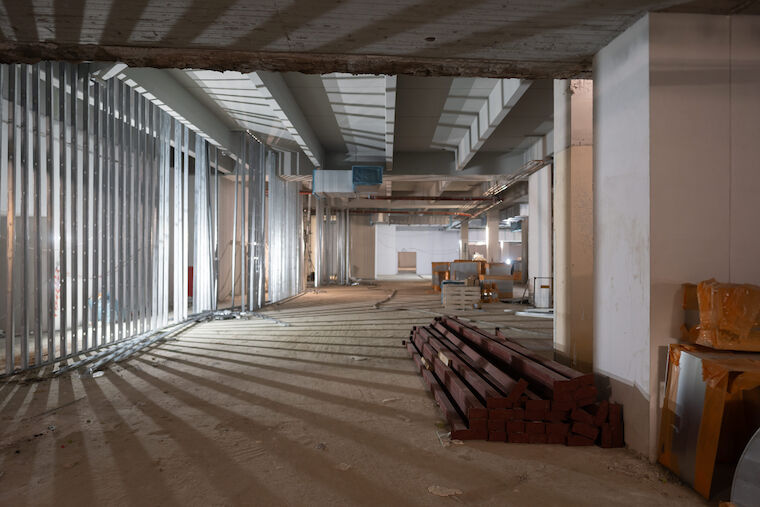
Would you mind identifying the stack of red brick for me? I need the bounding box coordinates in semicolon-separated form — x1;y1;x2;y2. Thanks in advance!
405;316;624;447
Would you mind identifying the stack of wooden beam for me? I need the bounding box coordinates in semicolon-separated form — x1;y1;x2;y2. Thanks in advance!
405;316;624;447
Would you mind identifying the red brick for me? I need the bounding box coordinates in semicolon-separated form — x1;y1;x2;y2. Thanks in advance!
508;432;529;443
551;400;575;412
571;422;600;440
528;433;548;444
593;401;609;426
489;430;507;442
611;422;624;448
608;403;622;425
489;409;510;420
546;422;570;436
511;408;525;420
507;420;525;433
468;407;489;420
575;397;596;408
570;408;594;424
525;399;551;412
567;434;595;446
470;418;488;433
487;397;512;409
553;390;575;402
525;409;547;421
525;421;545;434
553;380;577;396
488;419;506;432
547;433;567;445
506;379;529;403
574;385;597;402
547;410;569;422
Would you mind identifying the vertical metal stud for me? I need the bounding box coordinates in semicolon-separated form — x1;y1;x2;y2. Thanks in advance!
45;62;55;361
2;65;14;373
57;64;67;359
81;68;90;352
91;79;100;349
32;64;42;365
182;125;189;320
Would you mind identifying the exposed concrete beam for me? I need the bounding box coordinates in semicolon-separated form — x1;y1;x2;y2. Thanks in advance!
249;71;324;168
0;43;590;79
385;75;397;170
121;67;235;153
455;79;531;170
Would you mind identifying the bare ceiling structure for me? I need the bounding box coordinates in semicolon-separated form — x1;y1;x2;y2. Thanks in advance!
1;1;758;77
2;0;758;223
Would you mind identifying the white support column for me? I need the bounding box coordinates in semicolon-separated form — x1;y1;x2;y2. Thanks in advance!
554;79;594;372
528;160;552;300
460;221;469;260
486;210;500;263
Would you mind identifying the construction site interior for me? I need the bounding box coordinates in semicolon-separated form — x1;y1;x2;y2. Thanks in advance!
1;2;760;506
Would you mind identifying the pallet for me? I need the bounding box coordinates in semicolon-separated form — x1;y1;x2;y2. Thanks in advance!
442;286;480;310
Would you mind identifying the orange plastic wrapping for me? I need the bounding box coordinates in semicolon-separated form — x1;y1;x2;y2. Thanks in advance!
696;279;760;351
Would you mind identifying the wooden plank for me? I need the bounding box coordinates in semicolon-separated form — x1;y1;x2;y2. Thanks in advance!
438;317;568;398
446;316;593;384
413;327;500;406
430;321;540;401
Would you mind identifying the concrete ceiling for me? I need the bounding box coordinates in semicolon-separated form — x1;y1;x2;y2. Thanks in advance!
1;1;758;77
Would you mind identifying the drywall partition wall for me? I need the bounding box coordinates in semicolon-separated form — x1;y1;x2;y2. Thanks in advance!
374;225;460;276
729;16;760;284
349;215;375;279
593;15;651;456
395;229;460;275
375;223;397;275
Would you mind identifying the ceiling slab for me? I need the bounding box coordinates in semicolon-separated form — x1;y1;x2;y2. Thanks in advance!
3;1;757;77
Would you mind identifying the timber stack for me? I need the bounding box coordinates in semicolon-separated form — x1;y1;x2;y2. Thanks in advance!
406;316;624;447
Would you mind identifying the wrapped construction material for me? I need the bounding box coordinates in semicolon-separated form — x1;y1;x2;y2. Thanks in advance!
696;279;760;352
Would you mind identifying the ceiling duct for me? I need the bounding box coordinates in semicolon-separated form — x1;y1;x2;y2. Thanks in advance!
312;166;383;197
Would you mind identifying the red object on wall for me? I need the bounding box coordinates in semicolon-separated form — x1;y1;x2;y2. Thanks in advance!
188;267;193;297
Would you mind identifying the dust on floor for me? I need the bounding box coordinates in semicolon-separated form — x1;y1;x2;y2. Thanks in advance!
0;281;705;506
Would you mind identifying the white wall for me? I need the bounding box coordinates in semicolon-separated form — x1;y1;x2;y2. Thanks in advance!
593;13;760;458
375;224;397;275
593;15;652;455
528;166;552;289
375;225;460;275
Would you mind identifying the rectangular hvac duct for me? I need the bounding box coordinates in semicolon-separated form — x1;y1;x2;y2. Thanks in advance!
312;169;354;196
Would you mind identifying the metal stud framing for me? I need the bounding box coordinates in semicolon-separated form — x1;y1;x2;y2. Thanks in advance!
0;62;286;375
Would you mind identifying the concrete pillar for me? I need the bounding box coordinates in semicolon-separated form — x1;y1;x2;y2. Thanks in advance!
460;220;469;259
528;165;552;298
593;13;760;458
554;79;594;372
486;210;500;263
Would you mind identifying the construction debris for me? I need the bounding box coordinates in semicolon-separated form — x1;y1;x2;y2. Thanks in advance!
406;316;624;447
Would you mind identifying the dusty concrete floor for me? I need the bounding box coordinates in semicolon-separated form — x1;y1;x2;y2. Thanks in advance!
0;281;705;506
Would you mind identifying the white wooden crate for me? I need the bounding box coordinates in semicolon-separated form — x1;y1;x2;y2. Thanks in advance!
442;285;480;310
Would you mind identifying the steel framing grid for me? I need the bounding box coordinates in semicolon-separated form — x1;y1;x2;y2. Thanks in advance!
0;62;242;375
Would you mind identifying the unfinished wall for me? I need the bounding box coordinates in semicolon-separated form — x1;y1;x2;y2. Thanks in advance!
593;13;760;459
593;15;652;456
375;225;460;276
349;215;375;279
